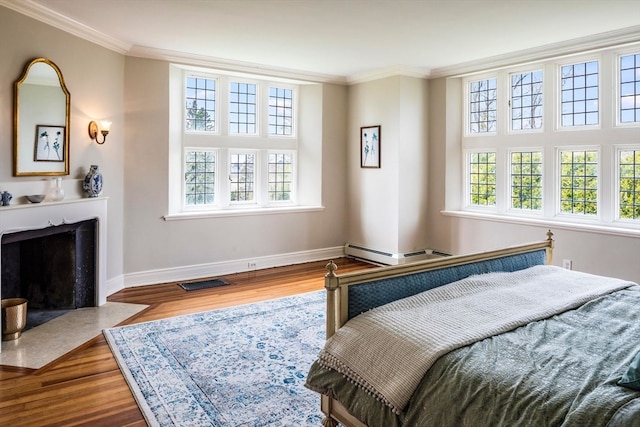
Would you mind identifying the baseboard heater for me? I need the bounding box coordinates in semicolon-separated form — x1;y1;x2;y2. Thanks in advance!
344;243;450;266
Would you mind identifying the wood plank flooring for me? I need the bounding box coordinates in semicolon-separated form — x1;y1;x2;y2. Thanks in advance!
0;257;373;426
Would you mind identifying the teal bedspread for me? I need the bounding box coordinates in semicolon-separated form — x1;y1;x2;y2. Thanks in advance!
306;285;640;426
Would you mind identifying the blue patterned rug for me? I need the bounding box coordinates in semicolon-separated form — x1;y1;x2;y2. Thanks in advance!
103;291;326;426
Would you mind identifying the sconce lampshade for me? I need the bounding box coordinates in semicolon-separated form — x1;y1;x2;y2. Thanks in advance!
88;120;112;144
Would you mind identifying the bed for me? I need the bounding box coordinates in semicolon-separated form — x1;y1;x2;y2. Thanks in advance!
305;231;640;427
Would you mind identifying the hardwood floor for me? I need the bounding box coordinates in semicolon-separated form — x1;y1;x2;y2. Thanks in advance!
0;257;373;426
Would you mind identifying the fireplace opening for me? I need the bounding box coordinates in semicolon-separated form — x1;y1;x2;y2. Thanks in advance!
1;219;97;329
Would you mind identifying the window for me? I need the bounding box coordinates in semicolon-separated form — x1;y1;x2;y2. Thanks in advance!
229;152;255;202
185;77;216;132
458;44;639;232
510;71;543;131
620;53;640;124
175;70;302;213
469;78;497;134
559;150;598;216
268;152;294;201
229;82;257;134
185;150;216;206
618;148;640;220
468;151;496;206
560;60;599;127
510;151;543;210
269;87;294;136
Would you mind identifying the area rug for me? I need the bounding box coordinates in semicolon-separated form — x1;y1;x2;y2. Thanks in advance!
103;291;327;426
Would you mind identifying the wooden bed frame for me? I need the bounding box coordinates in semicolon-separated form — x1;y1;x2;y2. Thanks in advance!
319;231;555;427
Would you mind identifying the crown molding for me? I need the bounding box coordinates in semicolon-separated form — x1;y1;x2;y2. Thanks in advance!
430;26;640;79
3;0;638;85
127;46;347;85
0;0;131;54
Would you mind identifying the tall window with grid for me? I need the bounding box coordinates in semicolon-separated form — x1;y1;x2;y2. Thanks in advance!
560;61;599;127
620;53;640;123
469;78;497;134
619;148;640;220
469;151;496;206
510;151;543;210
185;150;215;205
185;77;216;131
510;71;543;131
269;87;293;136
229;82;257;134
229;153;255;202
559;150;598;215
268;153;293;201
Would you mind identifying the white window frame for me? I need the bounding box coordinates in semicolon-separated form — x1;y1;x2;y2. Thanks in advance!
169;67;308;217
556;56;601;131
455;44;640;235
464;148;498;211
267;85;297;138
554;146;601;221
506;148;545;215
615;48;640;128
508;68;544;133
228;79;259;136
465;76;498;137
265;149;297;205
228;149;258;206
184;74;220;135
182;147;219;211
614;144;640;223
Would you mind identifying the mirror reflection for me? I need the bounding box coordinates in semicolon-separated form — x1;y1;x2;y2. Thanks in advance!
14;58;70;176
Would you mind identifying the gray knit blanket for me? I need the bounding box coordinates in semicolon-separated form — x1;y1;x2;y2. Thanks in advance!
317;265;634;414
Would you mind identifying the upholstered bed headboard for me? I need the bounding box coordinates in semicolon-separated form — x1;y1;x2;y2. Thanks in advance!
324;231;554;336
346;249;546;319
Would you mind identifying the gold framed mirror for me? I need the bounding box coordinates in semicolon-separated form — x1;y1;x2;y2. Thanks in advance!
14;58;70;176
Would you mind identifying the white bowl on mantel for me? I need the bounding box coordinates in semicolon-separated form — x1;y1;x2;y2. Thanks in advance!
26;194;46;203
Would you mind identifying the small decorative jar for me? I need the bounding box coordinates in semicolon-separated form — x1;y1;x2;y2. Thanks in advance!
83;165;103;198
49;177;65;201
1;191;12;206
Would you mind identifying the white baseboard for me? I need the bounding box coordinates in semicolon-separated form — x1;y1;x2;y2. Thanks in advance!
122;246;345;288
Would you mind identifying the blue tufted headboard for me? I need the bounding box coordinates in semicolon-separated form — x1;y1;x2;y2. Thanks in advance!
347;249;546;320
323;232;555;337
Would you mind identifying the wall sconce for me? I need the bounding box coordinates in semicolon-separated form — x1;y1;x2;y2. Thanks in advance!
88;120;112;145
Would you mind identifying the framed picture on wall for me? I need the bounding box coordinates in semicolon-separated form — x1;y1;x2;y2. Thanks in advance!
34;125;66;162
360;125;381;168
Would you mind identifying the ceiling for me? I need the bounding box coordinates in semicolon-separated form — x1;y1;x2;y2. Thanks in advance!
4;0;640;82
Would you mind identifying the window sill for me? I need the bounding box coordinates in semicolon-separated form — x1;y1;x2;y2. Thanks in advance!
441;210;640;238
164;205;325;221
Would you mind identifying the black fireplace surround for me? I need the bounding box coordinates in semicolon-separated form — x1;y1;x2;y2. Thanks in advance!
1;219;97;309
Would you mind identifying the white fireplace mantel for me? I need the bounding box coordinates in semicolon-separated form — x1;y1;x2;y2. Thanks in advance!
0;197;108;306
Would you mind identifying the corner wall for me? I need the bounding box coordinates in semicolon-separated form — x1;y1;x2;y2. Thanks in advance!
347;75;430;257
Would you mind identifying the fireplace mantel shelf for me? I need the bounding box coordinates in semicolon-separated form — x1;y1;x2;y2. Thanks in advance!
0;196;108;212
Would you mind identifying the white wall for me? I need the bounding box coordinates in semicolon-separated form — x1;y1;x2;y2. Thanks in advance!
347;75;430;255
122;57;350;281
0;7;125;287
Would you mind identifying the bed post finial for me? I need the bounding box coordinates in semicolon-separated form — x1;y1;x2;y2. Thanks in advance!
546;229;555;264
325;260;338;280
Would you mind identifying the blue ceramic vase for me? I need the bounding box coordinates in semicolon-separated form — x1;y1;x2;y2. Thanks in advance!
83;165;103;197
